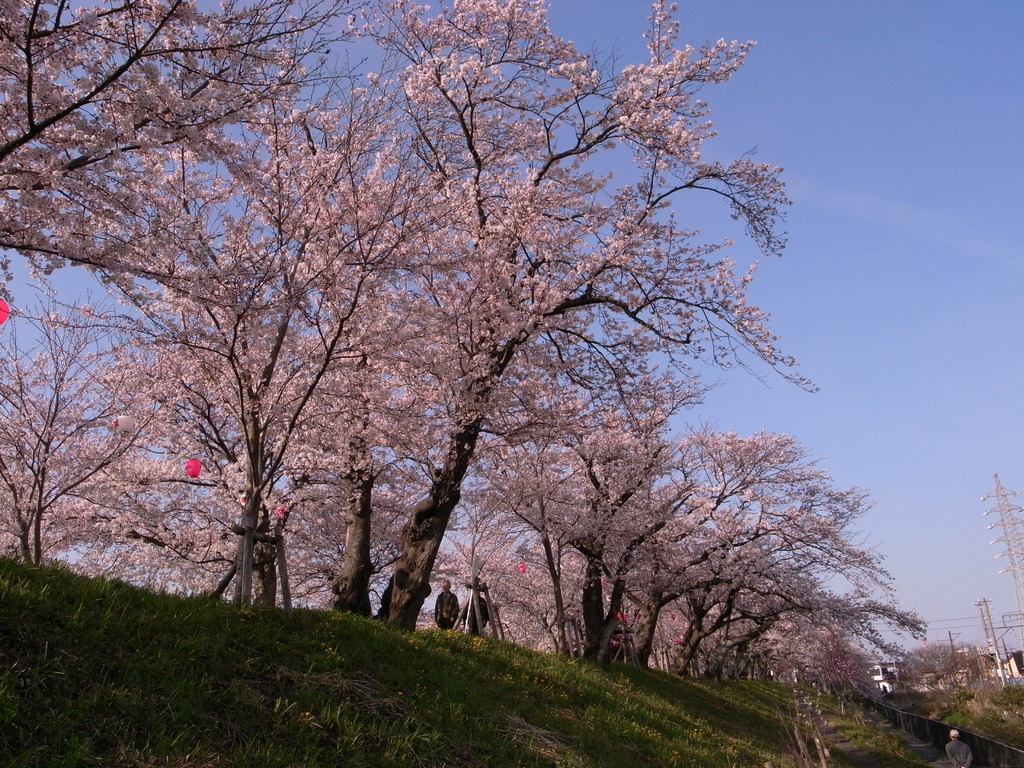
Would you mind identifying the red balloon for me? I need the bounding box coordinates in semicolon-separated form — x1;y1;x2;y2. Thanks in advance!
0;298;9;325
184;459;202;478
516;562;526;573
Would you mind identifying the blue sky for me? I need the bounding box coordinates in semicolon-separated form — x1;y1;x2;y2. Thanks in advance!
546;1;1024;650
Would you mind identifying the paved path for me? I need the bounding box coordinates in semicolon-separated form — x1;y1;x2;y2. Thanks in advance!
790;688;949;768
819;719;887;768
831;709;949;768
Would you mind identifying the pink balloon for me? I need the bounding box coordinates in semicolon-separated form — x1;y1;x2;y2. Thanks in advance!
517;562;526;573
0;298;9;325
184;459;202;478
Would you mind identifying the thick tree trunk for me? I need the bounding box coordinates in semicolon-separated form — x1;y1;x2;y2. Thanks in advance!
672;602;713;674
673;630;705;675
579;557;606;660
632;595;668;668
332;472;375;615
252;530;278;606
596;578;628;664
380;341;519;630
380;491;460;630
579;558;625;663
17;521;31;564
381;424;481;630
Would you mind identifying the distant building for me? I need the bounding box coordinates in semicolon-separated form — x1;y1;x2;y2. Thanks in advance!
978;649;1024;683
869;663;899;693
1004;650;1023;680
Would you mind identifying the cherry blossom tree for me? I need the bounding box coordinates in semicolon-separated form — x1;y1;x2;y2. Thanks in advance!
361;0;798;630
82;75;424;604
475;422;921;670
2;0;804;633
564;410;685;661
798;628;875;697
469;439;585;653
1;0;347;280
0;300;138;563
464;367;702;658
756;594;919;692
627;428;923;675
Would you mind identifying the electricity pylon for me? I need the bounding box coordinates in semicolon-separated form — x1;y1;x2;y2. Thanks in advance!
982;474;1024;652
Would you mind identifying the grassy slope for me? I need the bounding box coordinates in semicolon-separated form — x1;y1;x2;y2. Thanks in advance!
3;558;808;768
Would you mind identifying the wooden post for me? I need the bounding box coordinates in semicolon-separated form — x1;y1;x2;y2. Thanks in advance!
274;520;292;613
463;583;483;634
239;509;254;606
567;619;583;658
231;523;245;606
465;549;486;635
483;587;503;640
213;561;237;599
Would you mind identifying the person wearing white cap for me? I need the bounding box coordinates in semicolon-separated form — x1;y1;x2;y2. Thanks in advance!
945;729;974;768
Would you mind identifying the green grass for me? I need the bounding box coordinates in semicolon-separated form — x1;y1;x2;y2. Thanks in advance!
894;688;1024;750
0;557;865;767
813;695;933;768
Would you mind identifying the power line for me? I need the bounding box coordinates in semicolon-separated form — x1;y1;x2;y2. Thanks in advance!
925;616;982;624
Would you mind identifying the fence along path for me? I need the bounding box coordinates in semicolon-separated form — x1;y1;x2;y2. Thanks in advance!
790;689;943;768
865;698;1024;768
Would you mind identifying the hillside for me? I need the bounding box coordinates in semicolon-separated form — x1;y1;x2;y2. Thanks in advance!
0;558;820;767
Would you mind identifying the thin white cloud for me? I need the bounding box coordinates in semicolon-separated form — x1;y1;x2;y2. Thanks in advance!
789;177;1023;274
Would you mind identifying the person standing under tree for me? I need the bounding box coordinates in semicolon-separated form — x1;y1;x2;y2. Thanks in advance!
433;580;460;630
945;729;974;768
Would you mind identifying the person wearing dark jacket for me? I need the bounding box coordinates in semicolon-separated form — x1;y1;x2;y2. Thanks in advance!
434;580;460;629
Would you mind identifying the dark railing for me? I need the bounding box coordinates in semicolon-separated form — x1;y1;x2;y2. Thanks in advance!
864;698;1024;768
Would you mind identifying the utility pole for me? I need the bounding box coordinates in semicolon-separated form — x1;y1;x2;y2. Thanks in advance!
977;598;1007;685
982;475;1024;652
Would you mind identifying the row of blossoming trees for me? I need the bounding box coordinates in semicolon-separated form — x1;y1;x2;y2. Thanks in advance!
0;0;923;680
